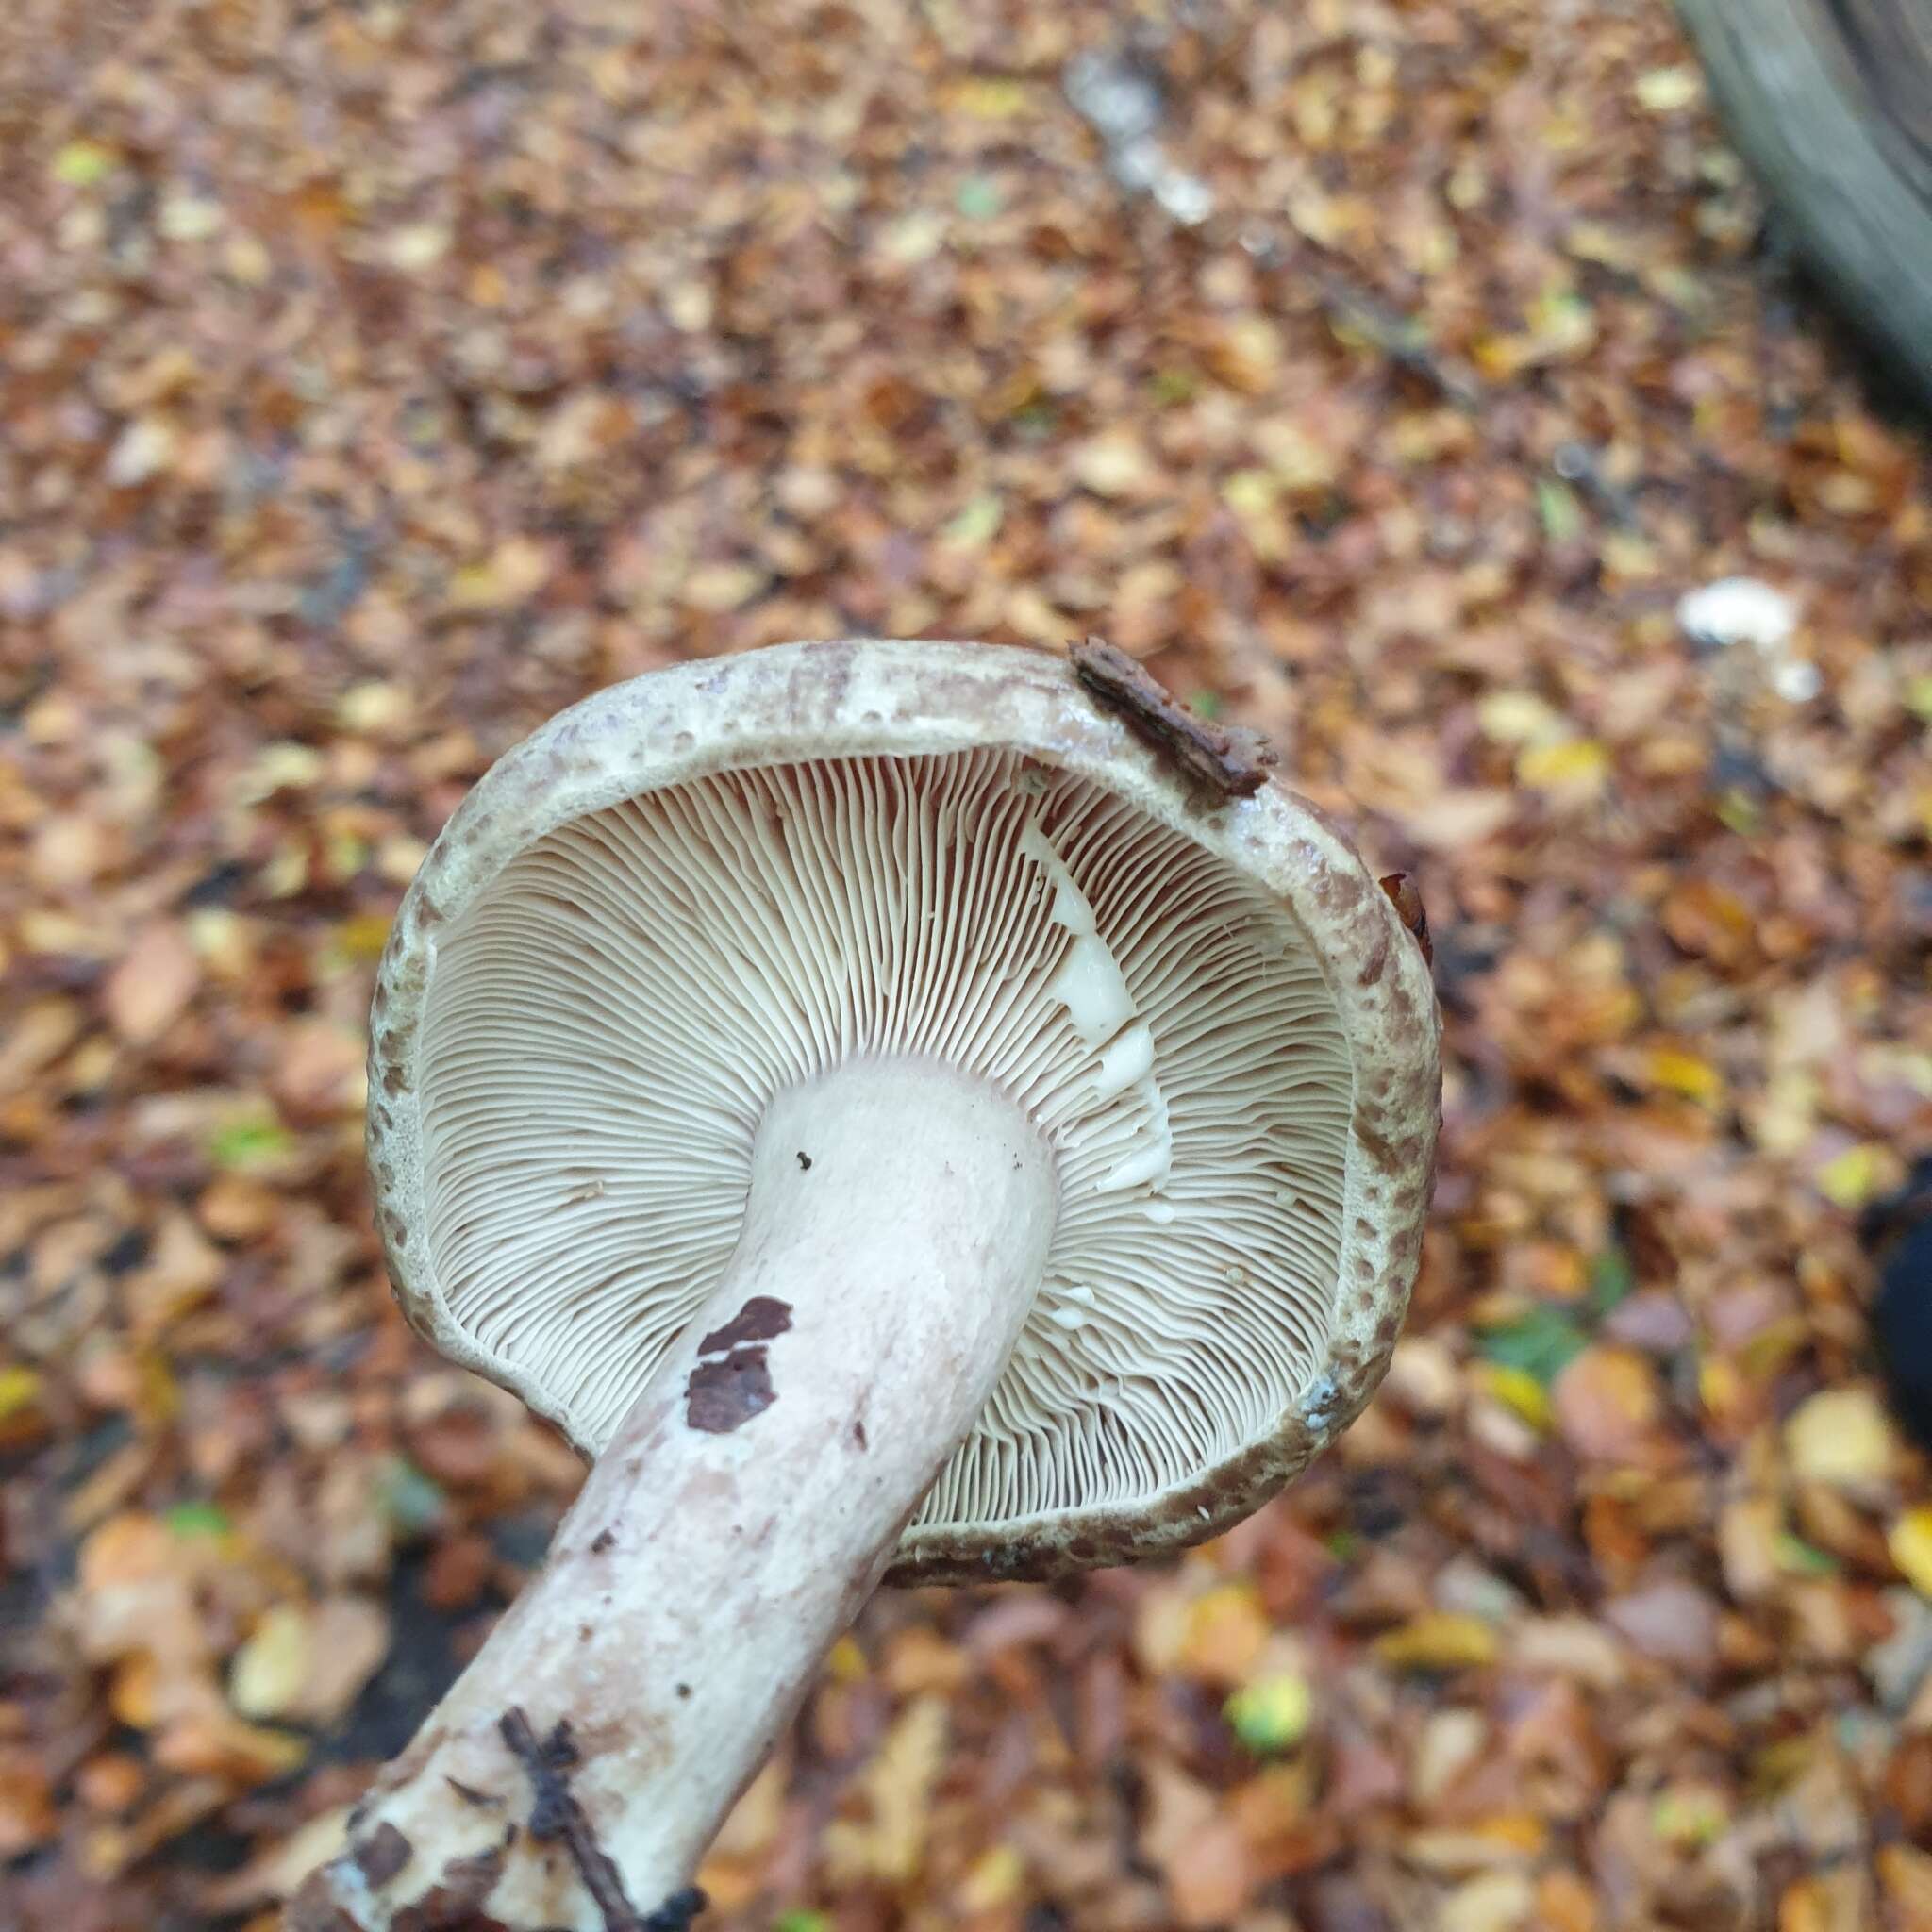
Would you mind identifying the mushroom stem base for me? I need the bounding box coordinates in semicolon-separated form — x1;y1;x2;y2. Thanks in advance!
291;1058;1058;1932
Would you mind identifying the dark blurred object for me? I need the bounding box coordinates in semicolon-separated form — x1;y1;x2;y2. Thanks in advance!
1867;1157;1932;1453
1674;0;1932;409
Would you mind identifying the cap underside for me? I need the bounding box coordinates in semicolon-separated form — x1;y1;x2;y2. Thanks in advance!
414;745;1356;1544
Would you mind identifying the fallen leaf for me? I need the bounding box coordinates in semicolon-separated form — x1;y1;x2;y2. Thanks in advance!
230;1605;310;1720
1552;1347;1664;1464
1073;430;1158;499
1225;1673;1313;1755
1179;1583;1271;1685
1786;1387;1895;1489
1440;1869;1535;1932
957;1843;1026;1911
823;1695;947;1882
1604;1579;1719;1674
1890;1508;1932;1598
1375;1614;1500;1672
104;922;200;1043
106;417;178;487
0;1757;57;1857
202;1804;354;1911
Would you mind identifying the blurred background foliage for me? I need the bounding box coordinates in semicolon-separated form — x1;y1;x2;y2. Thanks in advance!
2;2;1932;1929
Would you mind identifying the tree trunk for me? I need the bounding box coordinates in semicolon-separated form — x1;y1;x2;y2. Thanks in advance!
1675;0;1932;405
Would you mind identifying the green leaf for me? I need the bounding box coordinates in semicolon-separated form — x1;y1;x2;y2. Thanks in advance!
955;175;1001;220
379;1457;446;1535
1587;1245;1636;1318
1187;689;1224;721
1774;1532;1840;1577
1536;475;1583;542
1475;1306;1589;1385
941;493;1003;548
1716;789;1760;836
165;1501;232;1539
208;1116;295;1170
773;1914;829;1932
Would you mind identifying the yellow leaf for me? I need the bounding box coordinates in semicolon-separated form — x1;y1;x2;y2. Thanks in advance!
52;140;118;185
1480;1363;1551;1431
826;1635;868;1682
1133;1583;1192;1674
1074;431;1158;500
230;1606;312;1720
1817;1141;1896;1209
1785;1388;1894;1488
943;77;1031;118
0;1367;42;1424
79;1512;175;1591
1890;1508;1932;1598
682;561;765;613
1478;691;1563;745
110;1653;160;1729
1375;1613;1499;1671
1224;1673;1313;1754
387;223;452;271
1179;1583;1271;1686
158;194;224;242
1253;419;1339;492
958;1843;1026;1911
1651;1782;1729;1848
334;913;394;962
1636;66;1702;113
1646;1047;1724;1107
156;1711;308;1782
449;538;551;612
1517;738;1608;795
1221;468;1280;518
336;682;411;734
823;1695;948;1882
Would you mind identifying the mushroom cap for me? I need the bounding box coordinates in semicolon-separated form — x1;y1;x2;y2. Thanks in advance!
368;641;1440;1583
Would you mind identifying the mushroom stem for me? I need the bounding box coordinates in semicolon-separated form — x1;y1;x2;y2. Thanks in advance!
291;1059;1058;1932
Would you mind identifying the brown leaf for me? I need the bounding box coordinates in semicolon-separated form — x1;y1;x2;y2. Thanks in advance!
1551;1347;1664;1465
103;922;200;1044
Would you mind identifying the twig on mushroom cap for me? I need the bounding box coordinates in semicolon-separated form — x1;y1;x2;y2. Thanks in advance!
1068;636;1277;798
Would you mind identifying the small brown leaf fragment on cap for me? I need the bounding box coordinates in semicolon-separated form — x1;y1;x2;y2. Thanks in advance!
1378;873;1434;967
1068;637;1277;799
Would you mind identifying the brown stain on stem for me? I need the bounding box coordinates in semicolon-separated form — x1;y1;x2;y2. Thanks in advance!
695;1295;792;1356
685;1296;792;1433
685;1348;778;1432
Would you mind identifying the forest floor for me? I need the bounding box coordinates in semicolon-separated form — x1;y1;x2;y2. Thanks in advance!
4;2;1932;1929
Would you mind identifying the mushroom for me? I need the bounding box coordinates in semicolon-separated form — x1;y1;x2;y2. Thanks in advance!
295;640;1438;1932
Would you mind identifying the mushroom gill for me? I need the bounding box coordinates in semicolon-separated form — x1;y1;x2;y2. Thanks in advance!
416;748;1353;1531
